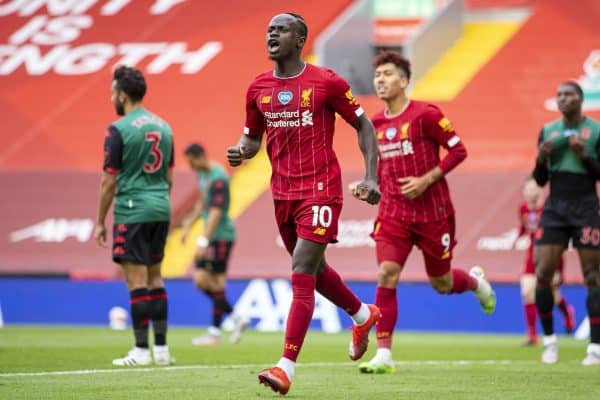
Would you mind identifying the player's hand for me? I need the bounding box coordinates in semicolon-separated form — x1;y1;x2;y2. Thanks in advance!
398;176;430;199
348;180;362;199
568;134;586;159
226;145;246;167
354;179;381;205
94;224;107;248
537;140;553;163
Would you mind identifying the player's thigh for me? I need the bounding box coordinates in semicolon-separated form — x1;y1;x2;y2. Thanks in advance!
575;247;600;287
294;197;343;247
210;240;234;275
121;261;149;290
520;274;536;302
533;244;566;285
193;268;213;291
415;216;456;278
372;218;413;269
274;200;298;255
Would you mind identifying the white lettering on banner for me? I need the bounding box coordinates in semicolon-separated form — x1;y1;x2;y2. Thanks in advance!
0;44;67;75
150;0;187;15
9;219;94;243
0;42;222;75
100;0;131;15
55;43;115;75
476;228;530;251
0;1;219;75
230;279;341;333
147;41;223;74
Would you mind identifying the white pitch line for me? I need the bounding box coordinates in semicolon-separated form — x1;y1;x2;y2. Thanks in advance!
0;360;526;378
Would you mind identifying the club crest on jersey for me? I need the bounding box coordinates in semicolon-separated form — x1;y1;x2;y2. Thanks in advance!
385;127;397;140
301;88;312;107
278;91;293;105
400;123;410;139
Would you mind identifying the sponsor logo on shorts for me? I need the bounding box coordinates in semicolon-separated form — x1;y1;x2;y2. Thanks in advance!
441;251;450;260
313;227;327;236
278;91;293;105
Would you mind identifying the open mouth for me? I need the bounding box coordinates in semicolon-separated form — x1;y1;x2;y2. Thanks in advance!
376;86;387;95
267;39;280;53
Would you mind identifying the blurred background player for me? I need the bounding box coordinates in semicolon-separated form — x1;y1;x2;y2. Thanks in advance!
181;143;248;345
94;66;174;366
351;51;496;374
532;80;600;365
516;178;575;346
226;13;381;395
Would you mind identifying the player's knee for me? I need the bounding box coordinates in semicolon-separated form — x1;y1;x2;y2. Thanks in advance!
148;276;164;290
377;262;401;287
430;276;452;294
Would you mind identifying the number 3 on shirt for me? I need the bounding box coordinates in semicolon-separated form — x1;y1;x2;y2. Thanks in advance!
144;132;163;173
311;205;332;228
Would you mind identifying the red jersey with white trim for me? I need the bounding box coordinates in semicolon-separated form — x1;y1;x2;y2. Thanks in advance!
518;201;542;260
372;100;466;223
243;63;364;200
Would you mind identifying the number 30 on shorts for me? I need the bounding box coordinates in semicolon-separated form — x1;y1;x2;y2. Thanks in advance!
311;205;332;228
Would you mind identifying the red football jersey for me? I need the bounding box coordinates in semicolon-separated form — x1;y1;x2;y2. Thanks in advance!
372;100;466;223
243;64;364;200
518;201;542;258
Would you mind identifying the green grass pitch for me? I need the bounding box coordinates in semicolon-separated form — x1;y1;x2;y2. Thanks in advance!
0;326;598;399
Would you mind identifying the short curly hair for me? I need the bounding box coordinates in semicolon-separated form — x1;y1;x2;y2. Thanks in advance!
373;50;411;81
113;65;147;102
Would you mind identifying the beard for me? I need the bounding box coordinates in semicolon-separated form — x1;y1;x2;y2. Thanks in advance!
114;100;125;116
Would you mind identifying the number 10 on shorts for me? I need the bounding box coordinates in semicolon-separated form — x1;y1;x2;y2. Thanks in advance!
311;205;332;228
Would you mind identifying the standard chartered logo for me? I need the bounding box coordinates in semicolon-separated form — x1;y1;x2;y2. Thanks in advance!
301;110;313;126
264;110;313;127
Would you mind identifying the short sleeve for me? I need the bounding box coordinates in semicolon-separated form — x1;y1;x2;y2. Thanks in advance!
537;128;544;145
208;179;229;210
326;71;364;124
243;82;265;137
103;125;123;173
422;105;461;149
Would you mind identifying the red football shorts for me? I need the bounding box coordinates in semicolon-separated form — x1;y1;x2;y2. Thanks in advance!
274;197;343;254
372;215;457;277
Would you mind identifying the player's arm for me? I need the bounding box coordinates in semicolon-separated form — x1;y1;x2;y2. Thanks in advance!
328;74;380;204
166;140;174;193
569;133;600;179
180;190;204;244
227;84;264;167
400;107;467;199
196;179;228;248
532;128;550;186
94;126;122;247
352;114;379;183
